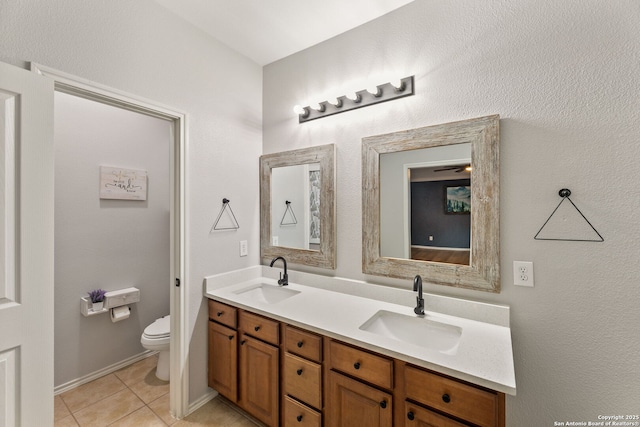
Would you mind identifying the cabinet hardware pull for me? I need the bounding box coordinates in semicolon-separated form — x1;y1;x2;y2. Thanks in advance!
442;393;451;403
216;311;223;317
228;335;234;340
296;415;303;422
240;340;246;345
353;362;361;370
407;411;415;420
297;341;304;348
296;368;303;376
379;400;387;409
254;326;261;332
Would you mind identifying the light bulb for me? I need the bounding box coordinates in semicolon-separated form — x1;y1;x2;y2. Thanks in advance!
311;102;326;112
293;105;309;117
391;78;406;91
346;91;361;103
367;84;382;97
327;97;343;108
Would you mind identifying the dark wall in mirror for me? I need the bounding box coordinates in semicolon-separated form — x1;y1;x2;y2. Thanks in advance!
379;143;472;263
362;115;500;292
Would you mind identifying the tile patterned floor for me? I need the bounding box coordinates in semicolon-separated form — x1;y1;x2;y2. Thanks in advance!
54;355;259;427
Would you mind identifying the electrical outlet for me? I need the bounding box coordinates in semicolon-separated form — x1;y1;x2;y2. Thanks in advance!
239;240;248;257
272;236;279;246
513;261;534;287
429;235;434;241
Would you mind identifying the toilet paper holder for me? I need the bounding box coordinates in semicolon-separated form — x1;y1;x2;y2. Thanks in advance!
80;287;140;317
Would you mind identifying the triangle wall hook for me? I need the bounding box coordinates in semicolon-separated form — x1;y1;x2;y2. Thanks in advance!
211;198;240;231
534;188;604;242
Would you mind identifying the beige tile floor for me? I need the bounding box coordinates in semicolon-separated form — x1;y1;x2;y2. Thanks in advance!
54;355;259;427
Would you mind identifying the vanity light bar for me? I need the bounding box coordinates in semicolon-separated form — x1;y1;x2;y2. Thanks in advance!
296;76;415;123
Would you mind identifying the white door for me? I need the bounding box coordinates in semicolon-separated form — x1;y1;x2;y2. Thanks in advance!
0;62;54;426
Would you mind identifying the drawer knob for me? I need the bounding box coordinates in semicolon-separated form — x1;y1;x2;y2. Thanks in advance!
296;368;303;376
216;311;223;317
228;335;234;340
353;362;361;370
297;415;303;422
407;411;415;421
379;400;387;409
297;341;304;348
442;393;451;403
240;340;246;345
254;326;261;332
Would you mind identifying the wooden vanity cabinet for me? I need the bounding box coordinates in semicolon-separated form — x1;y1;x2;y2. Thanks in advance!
208;321;238;402
403;401;468;427
208;298;506;427
239;333;279;426
325;339;393;427
282;326;323;427
208;301;280;427
400;363;505;427
207;300;238;402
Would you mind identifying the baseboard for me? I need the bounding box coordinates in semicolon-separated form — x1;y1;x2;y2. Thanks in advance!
187;389;218;416
54;350;157;395
411;244;469;251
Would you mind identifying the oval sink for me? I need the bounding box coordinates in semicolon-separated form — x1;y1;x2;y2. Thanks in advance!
359;310;462;354
234;283;300;304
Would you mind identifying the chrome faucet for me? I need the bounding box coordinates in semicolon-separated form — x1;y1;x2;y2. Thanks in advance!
270;256;288;286
413;275;425;316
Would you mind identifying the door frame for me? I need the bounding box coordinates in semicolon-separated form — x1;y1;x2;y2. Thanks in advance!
30;63;189;418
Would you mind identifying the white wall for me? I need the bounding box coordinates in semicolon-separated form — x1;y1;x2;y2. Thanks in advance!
0;0;262;403
264;1;640;425
54;91;171;386
271;164;308;248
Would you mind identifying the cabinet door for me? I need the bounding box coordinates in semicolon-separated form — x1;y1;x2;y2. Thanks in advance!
208;321;238;402
239;333;279;427
327;371;392;427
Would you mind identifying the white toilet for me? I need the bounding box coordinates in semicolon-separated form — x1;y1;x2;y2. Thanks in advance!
141;315;170;381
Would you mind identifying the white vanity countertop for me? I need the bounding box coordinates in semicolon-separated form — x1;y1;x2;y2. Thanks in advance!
205;274;516;395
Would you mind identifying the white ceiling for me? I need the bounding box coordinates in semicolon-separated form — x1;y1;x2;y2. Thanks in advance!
154;0;415;66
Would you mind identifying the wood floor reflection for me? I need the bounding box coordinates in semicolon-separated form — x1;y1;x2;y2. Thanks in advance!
411;247;470;265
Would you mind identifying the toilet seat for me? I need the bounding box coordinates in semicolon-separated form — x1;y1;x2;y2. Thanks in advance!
143;315;170;339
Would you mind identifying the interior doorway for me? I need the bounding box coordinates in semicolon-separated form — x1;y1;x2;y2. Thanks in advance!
31;64;188;418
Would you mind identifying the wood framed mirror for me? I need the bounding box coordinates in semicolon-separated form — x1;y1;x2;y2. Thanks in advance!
260;144;336;269
362;115;500;292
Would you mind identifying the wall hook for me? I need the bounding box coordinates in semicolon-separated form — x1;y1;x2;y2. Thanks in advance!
534;188;603;242
211;198;240;231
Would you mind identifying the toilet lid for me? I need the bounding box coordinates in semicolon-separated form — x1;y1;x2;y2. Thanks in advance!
144;315;170;338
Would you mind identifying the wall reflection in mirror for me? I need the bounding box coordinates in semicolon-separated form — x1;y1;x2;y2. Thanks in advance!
380;143;471;266
271;163;320;251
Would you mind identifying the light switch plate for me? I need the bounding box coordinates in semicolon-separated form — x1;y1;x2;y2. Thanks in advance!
513;261;534;287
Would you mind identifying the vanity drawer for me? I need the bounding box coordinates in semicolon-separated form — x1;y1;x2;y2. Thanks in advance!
404;401;467;427
284;326;322;363
329;340;393;390
284;353;322;409
238;310;279;345
208;300;237;329
404;365;498;427
283;396;321;427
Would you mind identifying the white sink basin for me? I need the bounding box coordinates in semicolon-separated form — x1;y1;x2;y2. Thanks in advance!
234;283;300;304
359;310;462;354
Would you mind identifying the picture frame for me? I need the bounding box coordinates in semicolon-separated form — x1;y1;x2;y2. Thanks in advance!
445;185;471;214
100;166;148;200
